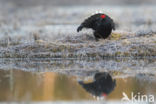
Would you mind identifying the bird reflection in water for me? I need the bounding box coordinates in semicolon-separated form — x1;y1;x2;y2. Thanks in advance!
78;72;116;97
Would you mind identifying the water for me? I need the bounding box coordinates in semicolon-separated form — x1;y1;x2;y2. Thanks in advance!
0;58;155;103
0;70;155;101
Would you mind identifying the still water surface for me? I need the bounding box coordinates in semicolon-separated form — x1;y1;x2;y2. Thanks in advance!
0;59;155;102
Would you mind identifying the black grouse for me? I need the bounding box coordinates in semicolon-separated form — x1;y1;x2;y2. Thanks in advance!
77;13;115;40
79;72;116;97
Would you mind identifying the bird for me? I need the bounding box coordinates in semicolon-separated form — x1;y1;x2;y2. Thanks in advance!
77;13;115;41
78;72;116;97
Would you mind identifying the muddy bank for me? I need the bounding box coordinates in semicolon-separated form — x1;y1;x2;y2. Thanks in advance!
0;58;155;79
0;32;155;58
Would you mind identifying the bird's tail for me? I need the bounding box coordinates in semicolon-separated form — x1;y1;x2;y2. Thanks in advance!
77;25;83;32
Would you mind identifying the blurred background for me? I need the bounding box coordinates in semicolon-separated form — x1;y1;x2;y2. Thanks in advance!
1;0;156;6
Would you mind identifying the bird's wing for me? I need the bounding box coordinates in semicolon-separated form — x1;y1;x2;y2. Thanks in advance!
77;14;101;32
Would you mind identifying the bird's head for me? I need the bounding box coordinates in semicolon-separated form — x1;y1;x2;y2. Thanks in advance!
100;14;107;22
100;14;106;19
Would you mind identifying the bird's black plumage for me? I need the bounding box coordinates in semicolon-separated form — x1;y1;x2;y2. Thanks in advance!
77;13;115;40
78;72;116;97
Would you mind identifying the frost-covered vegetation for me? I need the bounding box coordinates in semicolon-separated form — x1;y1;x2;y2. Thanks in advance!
0;5;156;58
1;3;156;58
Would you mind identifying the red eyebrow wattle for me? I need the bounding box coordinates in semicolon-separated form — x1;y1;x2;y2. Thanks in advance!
100;14;106;19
